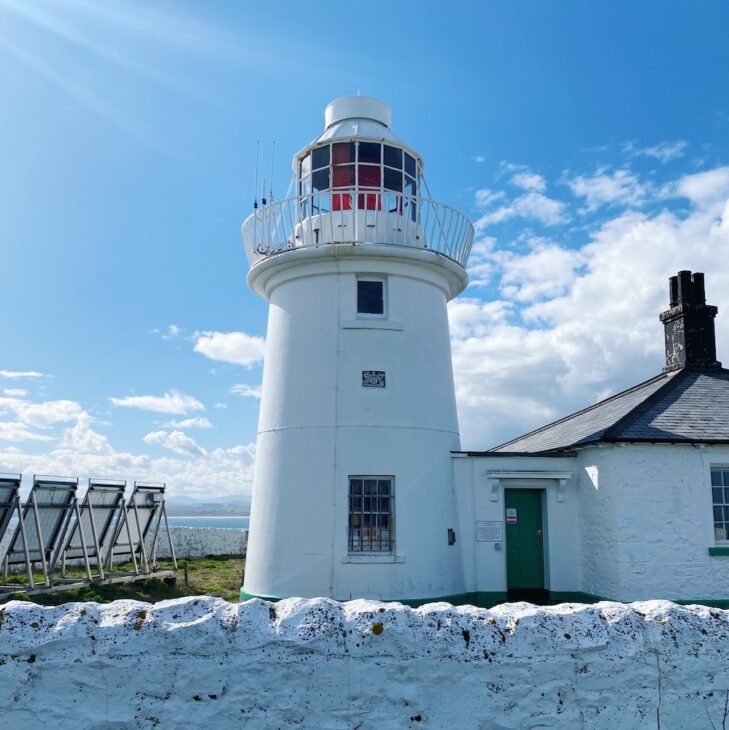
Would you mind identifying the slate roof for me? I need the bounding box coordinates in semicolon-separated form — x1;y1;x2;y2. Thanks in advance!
490;368;729;454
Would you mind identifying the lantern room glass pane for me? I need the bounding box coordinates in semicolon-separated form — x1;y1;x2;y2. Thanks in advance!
300;154;311;178
384;167;403;192
358;142;381;164
332;164;354;188
312;145;330;169
384;145;403;169
404;153;416;176
358;165;381;188
312;169;329;192
333;142;355;164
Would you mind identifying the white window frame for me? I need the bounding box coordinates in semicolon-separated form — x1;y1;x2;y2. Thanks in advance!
356;276;387;319
710;465;729;545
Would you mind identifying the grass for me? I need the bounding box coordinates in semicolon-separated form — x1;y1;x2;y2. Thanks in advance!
0;556;245;606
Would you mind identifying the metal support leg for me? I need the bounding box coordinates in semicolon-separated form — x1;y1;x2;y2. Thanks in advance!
87;499;105;581
162;504;177;570
132;499;149;574
73;500;93;582
30;491;49;587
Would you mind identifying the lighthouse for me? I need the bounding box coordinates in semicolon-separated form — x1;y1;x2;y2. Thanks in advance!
241;96;474;603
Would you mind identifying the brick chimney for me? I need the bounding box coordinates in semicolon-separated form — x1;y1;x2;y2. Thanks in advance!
660;270;721;372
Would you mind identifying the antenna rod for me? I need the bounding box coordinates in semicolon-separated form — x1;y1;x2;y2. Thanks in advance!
254;140;259;210
270;140;275;202
262;176;267;207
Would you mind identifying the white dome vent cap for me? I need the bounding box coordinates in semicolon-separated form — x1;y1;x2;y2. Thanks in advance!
324;96;392;130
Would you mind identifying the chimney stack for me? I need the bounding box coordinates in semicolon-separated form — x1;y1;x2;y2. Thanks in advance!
660;270;721;372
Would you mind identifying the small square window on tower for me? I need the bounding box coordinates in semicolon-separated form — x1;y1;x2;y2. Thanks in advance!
357;279;385;315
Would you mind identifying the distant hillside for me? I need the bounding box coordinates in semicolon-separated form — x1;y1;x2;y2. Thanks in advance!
166;495;251;516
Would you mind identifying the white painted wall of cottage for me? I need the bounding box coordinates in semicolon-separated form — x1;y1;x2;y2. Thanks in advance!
452;454;580;596
577;443;729;601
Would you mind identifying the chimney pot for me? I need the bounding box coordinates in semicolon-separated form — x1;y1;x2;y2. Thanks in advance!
669;276;679;307
677;270;692;304
692;272;706;304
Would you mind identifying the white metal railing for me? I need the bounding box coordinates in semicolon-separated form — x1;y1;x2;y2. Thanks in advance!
242;190;474;268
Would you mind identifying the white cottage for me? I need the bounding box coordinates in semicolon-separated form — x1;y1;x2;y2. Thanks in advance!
241;98;729;607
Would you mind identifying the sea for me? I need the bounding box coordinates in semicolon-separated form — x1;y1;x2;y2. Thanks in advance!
167;515;250;529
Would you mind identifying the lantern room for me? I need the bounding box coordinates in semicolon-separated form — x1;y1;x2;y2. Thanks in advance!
242;95;473;269
295;96;421;219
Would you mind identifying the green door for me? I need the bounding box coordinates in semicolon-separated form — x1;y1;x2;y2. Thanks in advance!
505;489;544;591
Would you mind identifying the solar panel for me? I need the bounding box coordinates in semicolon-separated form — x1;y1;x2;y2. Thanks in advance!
4;477;78;567
107;483;165;571
0;475;21;551
54;480;126;572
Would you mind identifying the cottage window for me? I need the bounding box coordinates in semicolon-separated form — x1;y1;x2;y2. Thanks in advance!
348;477;394;553
711;467;729;542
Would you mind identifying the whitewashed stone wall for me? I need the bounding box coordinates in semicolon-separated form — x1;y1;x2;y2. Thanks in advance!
151;527;248;559
577;443;729;602
0;527;247;574
2;597;729;728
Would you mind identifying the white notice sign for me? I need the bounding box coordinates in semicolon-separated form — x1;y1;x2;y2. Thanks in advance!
476;521;503;542
505;508;517;524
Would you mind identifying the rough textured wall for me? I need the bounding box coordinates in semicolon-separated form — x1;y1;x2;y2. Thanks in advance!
2;597;729;729
587;444;729;601
0;527;247;573
152;526;248;559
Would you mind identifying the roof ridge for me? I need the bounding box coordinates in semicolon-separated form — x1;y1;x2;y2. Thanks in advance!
602;368;690;440
489;370;671;452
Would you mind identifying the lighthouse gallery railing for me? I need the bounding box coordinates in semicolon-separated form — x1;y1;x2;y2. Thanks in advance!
242;192;474;268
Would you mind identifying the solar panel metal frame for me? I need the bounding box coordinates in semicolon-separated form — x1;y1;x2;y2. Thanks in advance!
106;482;173;574
52;479;127;580
0;474;21;550
3;476;79;587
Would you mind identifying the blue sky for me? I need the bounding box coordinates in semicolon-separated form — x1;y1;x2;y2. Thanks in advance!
1;1;728;497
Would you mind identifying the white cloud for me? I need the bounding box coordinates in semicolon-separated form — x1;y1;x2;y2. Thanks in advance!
475;192;568;229
213;402;228;410
0;422;55;442
473;155;486;163
475;188;505;209
0;396;85;427
163;416;213;429
230;383;261;399
3;388;28;397
625;140;687;164
162;324;182;340
451;164;729;450
0;428;255;499
193;331;265;367
0;370;47;379
143;429;205;456
567;168;646;212
675;166;729;206
510;171;547;192
110;390;204;415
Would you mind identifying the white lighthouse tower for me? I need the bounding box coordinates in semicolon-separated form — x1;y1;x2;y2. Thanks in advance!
241;96;473;603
